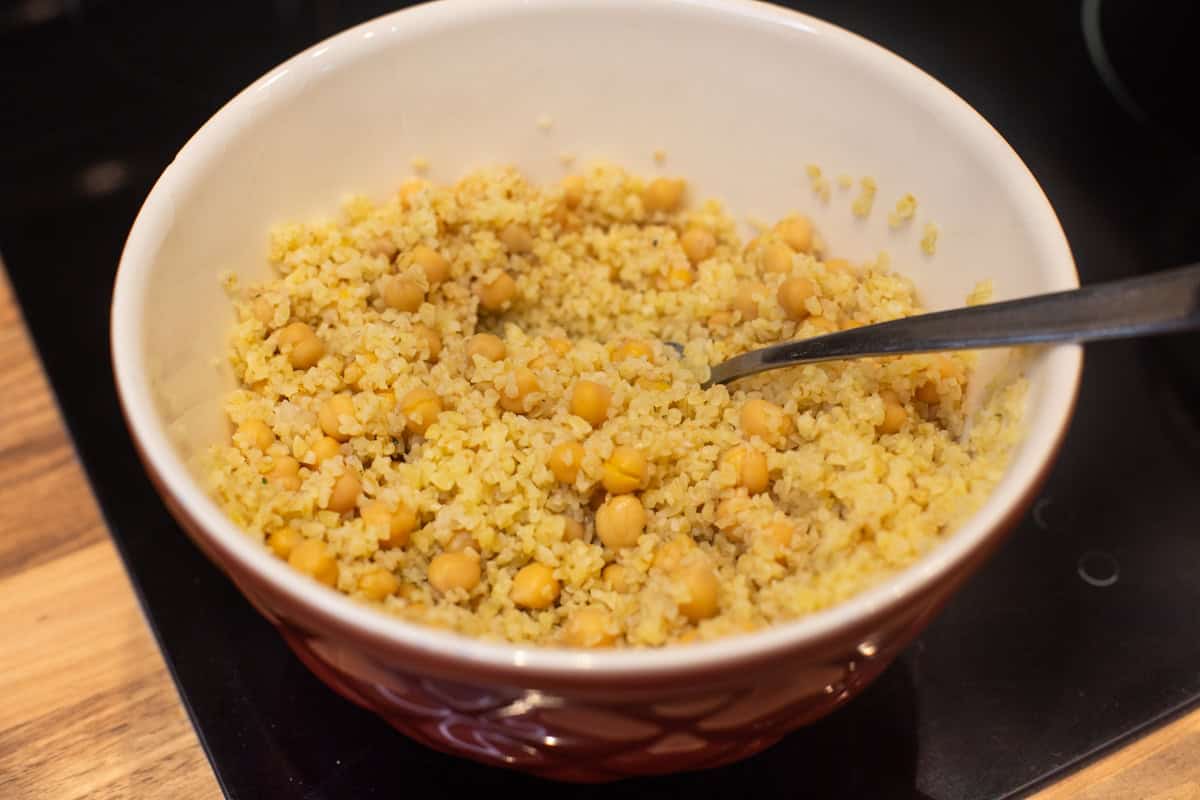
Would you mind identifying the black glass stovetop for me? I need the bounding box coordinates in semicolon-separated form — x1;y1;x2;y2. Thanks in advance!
3;1;1198;798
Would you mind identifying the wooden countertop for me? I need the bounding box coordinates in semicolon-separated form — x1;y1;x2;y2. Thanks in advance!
0;270;1197;800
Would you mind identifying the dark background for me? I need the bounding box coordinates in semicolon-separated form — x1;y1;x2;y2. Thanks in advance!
2;0;1198;797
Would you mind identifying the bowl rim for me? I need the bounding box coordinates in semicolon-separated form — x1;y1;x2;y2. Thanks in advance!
110;0;1082;678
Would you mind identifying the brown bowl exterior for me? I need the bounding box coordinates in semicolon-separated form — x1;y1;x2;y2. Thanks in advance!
138;433;1052;781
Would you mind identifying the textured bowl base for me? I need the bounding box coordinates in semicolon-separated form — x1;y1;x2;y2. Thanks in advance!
279;625;896;781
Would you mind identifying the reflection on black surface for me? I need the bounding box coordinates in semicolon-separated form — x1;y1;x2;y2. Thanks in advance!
1083;0;1200;147
1;1;1199;798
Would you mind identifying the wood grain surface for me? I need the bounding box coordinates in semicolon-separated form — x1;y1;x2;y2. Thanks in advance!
0;273;222;800
0;266;1195;799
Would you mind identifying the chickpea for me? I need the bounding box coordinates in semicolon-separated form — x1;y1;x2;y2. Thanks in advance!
411;324;442;361
878;390;908;434
276;321;308;349
778;276;817;321
278;322;325;369
362;500;419;548
562;175;586;209
681;227;716;264
500;223;534;254
762;241;794;274
776;214;814;253
715;494;750;532
916;380;941;405
267;528;302;560
595;495;646;549
466;332;506;362
478;271;517;311
382;276;425;313
269;456;302;491
934;354;964;380
326;471;361;514
570;380;611;427
398;177;428;208
708;310;734;328
612;340;653;363
366;238;399;260
410;245;450;285
510;563;561;609
563;607;617;648
665;266;694;289
761;521;795;551
319;394;356;442
528;340;571;369
302;434;340;465
602;446;647;494
359;501;393;537
652;533;695;572
496;368;539;414
825;257;854;274
546;201;574;231
528;341;566;371
740;398;794;448
732;281;766;321
720;445;770;494
342;363;365;388
399;387;443;435
251;296;274;324
548;441;584;484
562;516;585;542
428;551;481;593
602;563;634;591
674;562;720;621
288;539;339;587
235;419;274;452
381;517;414;554
642;177;686;213
359;567;400;601
917;357;962;404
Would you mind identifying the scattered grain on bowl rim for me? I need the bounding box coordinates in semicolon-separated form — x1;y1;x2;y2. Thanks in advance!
209;162;1026;648
922;221;940;255
888;193;919;228
852;176;878;217
804;163;832;202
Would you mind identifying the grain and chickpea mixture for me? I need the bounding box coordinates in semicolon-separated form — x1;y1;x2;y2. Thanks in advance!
211;164;1025;648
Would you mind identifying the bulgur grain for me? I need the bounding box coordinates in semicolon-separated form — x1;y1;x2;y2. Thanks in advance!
210;163;1026;647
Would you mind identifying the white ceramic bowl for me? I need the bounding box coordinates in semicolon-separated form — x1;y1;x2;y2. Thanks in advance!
111;0;1079;780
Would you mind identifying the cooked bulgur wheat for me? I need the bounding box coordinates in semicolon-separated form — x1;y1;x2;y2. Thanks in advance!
210;163;1024;648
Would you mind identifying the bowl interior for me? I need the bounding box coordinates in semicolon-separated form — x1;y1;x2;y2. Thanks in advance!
113;0;1079;670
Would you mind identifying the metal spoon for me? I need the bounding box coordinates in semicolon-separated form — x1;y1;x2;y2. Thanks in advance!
673;263;1200;389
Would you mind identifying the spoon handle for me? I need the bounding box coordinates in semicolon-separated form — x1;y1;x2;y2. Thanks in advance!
706;263;1200;386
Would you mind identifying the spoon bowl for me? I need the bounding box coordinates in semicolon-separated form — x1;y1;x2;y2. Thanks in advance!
680;262;1200;388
